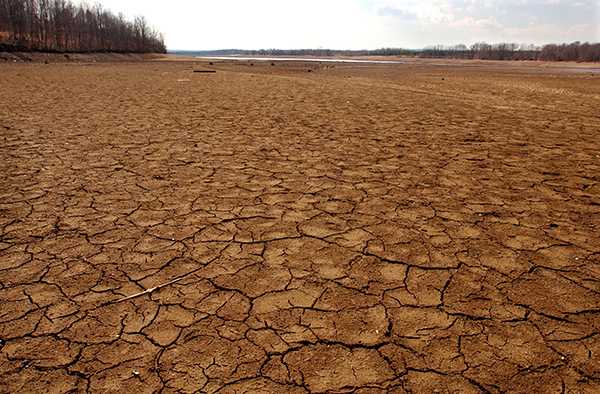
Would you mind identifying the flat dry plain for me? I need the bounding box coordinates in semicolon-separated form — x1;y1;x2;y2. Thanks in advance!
1;58;599;393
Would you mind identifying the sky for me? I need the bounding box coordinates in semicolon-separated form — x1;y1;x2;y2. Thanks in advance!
84;0;600;50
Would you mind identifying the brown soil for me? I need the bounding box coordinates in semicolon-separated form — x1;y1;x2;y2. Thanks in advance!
1;59;599;393
0;52;164;63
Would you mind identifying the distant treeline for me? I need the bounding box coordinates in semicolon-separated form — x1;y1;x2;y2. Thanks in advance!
421;42;600;62
0;0;166;53
178;42;600;62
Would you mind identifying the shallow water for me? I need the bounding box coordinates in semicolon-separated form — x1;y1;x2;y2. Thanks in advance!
195;56;600;73
195;56;405;64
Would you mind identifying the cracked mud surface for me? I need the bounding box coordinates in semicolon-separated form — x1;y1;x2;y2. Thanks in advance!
1;60;599;393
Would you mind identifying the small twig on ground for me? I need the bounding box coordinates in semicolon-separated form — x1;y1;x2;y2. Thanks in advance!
114;277;184;303
109;254;223;305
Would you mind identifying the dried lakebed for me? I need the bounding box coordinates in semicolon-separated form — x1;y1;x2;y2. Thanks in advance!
1;60;599;393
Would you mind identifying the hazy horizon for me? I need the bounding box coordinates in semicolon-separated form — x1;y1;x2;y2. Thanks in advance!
76;0;600;51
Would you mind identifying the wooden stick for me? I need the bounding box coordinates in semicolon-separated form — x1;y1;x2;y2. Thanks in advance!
114;276;184;303
110;254;221;304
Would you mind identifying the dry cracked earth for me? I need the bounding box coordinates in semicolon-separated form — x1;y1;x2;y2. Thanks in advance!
1;59;599;393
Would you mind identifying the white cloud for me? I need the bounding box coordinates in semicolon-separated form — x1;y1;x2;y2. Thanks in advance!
75;0;600;49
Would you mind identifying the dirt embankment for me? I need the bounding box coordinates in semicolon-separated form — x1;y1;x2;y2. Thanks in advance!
0;52;165;63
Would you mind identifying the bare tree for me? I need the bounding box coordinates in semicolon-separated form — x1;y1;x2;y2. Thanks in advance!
0;0;166;53
418;41;598;62
540;42;600;62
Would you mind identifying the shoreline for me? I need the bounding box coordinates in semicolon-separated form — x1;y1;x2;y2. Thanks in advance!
0;52;166;63
162;53;600;74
